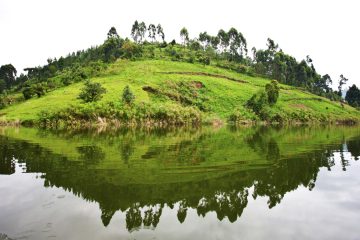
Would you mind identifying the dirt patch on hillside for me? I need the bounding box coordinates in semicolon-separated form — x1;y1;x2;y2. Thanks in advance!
158;72;248;83
290;104;310;110
285;97;323;102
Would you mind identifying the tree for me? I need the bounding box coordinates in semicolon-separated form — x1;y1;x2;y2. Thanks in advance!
210;36;220;50
267;38;278;52
131;20;140;43
180;27;189;46
156;24;165;42
131;21;146;43
0;79;6;93
217;29;229;52
0;64;17;88
338;74;348;97
315;74;332;93
107;27;119;39
138;22;147;43
228;28;247;61
265;80;280;105
78;80;106;102
345;84;360;107
122;85;135;105
103;27;122;62
199;32;211;49
148;24;157;42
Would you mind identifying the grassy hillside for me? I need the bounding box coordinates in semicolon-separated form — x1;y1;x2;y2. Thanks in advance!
0;59;359;125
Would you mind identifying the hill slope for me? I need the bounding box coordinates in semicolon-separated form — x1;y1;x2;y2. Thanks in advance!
0;59;359;125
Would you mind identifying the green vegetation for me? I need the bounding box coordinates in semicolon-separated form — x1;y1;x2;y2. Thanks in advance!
0;22;359;127
122;85;135;105
346;84;360;108
1;125;360;229
78;80;106;103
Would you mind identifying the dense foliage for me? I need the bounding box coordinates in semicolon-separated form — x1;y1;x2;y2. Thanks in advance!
346;84;360;108
122;85;135;105
78;80;107;103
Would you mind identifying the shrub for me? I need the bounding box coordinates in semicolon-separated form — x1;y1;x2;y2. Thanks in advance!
246;90;268;114
246;80;281;120
121;41;142;59
228;107;258;123
22;86;34;100
60;66;87;86
0;96;6;109
199;56;211;65
122;85;135;105
265;80;280;105
33;83;46;98
78;80;106;103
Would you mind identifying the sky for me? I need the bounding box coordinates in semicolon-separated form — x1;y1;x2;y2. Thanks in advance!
0;0;359;88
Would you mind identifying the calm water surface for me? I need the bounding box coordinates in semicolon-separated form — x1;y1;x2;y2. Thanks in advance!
0;126;360;240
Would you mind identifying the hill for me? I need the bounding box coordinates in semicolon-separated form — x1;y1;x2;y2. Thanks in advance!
0;59;359;126
1;22;359;126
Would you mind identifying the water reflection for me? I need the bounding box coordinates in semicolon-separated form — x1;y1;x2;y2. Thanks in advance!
0;126;360;233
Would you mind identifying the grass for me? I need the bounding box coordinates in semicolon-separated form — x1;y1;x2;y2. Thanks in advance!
0;59;359;124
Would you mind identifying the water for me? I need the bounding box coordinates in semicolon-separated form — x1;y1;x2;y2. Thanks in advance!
0;126;360;240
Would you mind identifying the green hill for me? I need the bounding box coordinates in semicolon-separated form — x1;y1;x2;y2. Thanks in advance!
0;59;359;126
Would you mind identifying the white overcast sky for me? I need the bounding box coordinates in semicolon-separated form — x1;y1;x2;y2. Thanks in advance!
0;0;359;87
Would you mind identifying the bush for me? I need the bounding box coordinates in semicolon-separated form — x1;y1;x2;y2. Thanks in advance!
246;90;268;114
33;83;46;97
265;80;280;105
199;56;211;65
122;85;135;105
228;107;258;123
38;101;202;126
22;86;34;100
60;66;87;86
0;96;6;109
121;41;142;59
78;80;106;103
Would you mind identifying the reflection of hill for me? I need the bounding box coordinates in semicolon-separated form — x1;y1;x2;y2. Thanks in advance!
0;126;359;231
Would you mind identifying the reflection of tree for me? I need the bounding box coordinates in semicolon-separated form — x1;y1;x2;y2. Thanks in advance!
1;127;360;232
177;200;187;223
197;189;249;222
120;142;134;164
126;204;142;232
347;138;360;160
267;138;280;162
100;207;116;227
246;127;281;163
125;204;163;231
0;138;15;175
252;149;336;208
339;144;350;171
77;146;105;164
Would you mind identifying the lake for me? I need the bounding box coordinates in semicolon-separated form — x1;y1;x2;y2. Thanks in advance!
0;126;360;240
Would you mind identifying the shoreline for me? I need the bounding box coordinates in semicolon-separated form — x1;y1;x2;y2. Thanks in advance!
0;117;358;129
